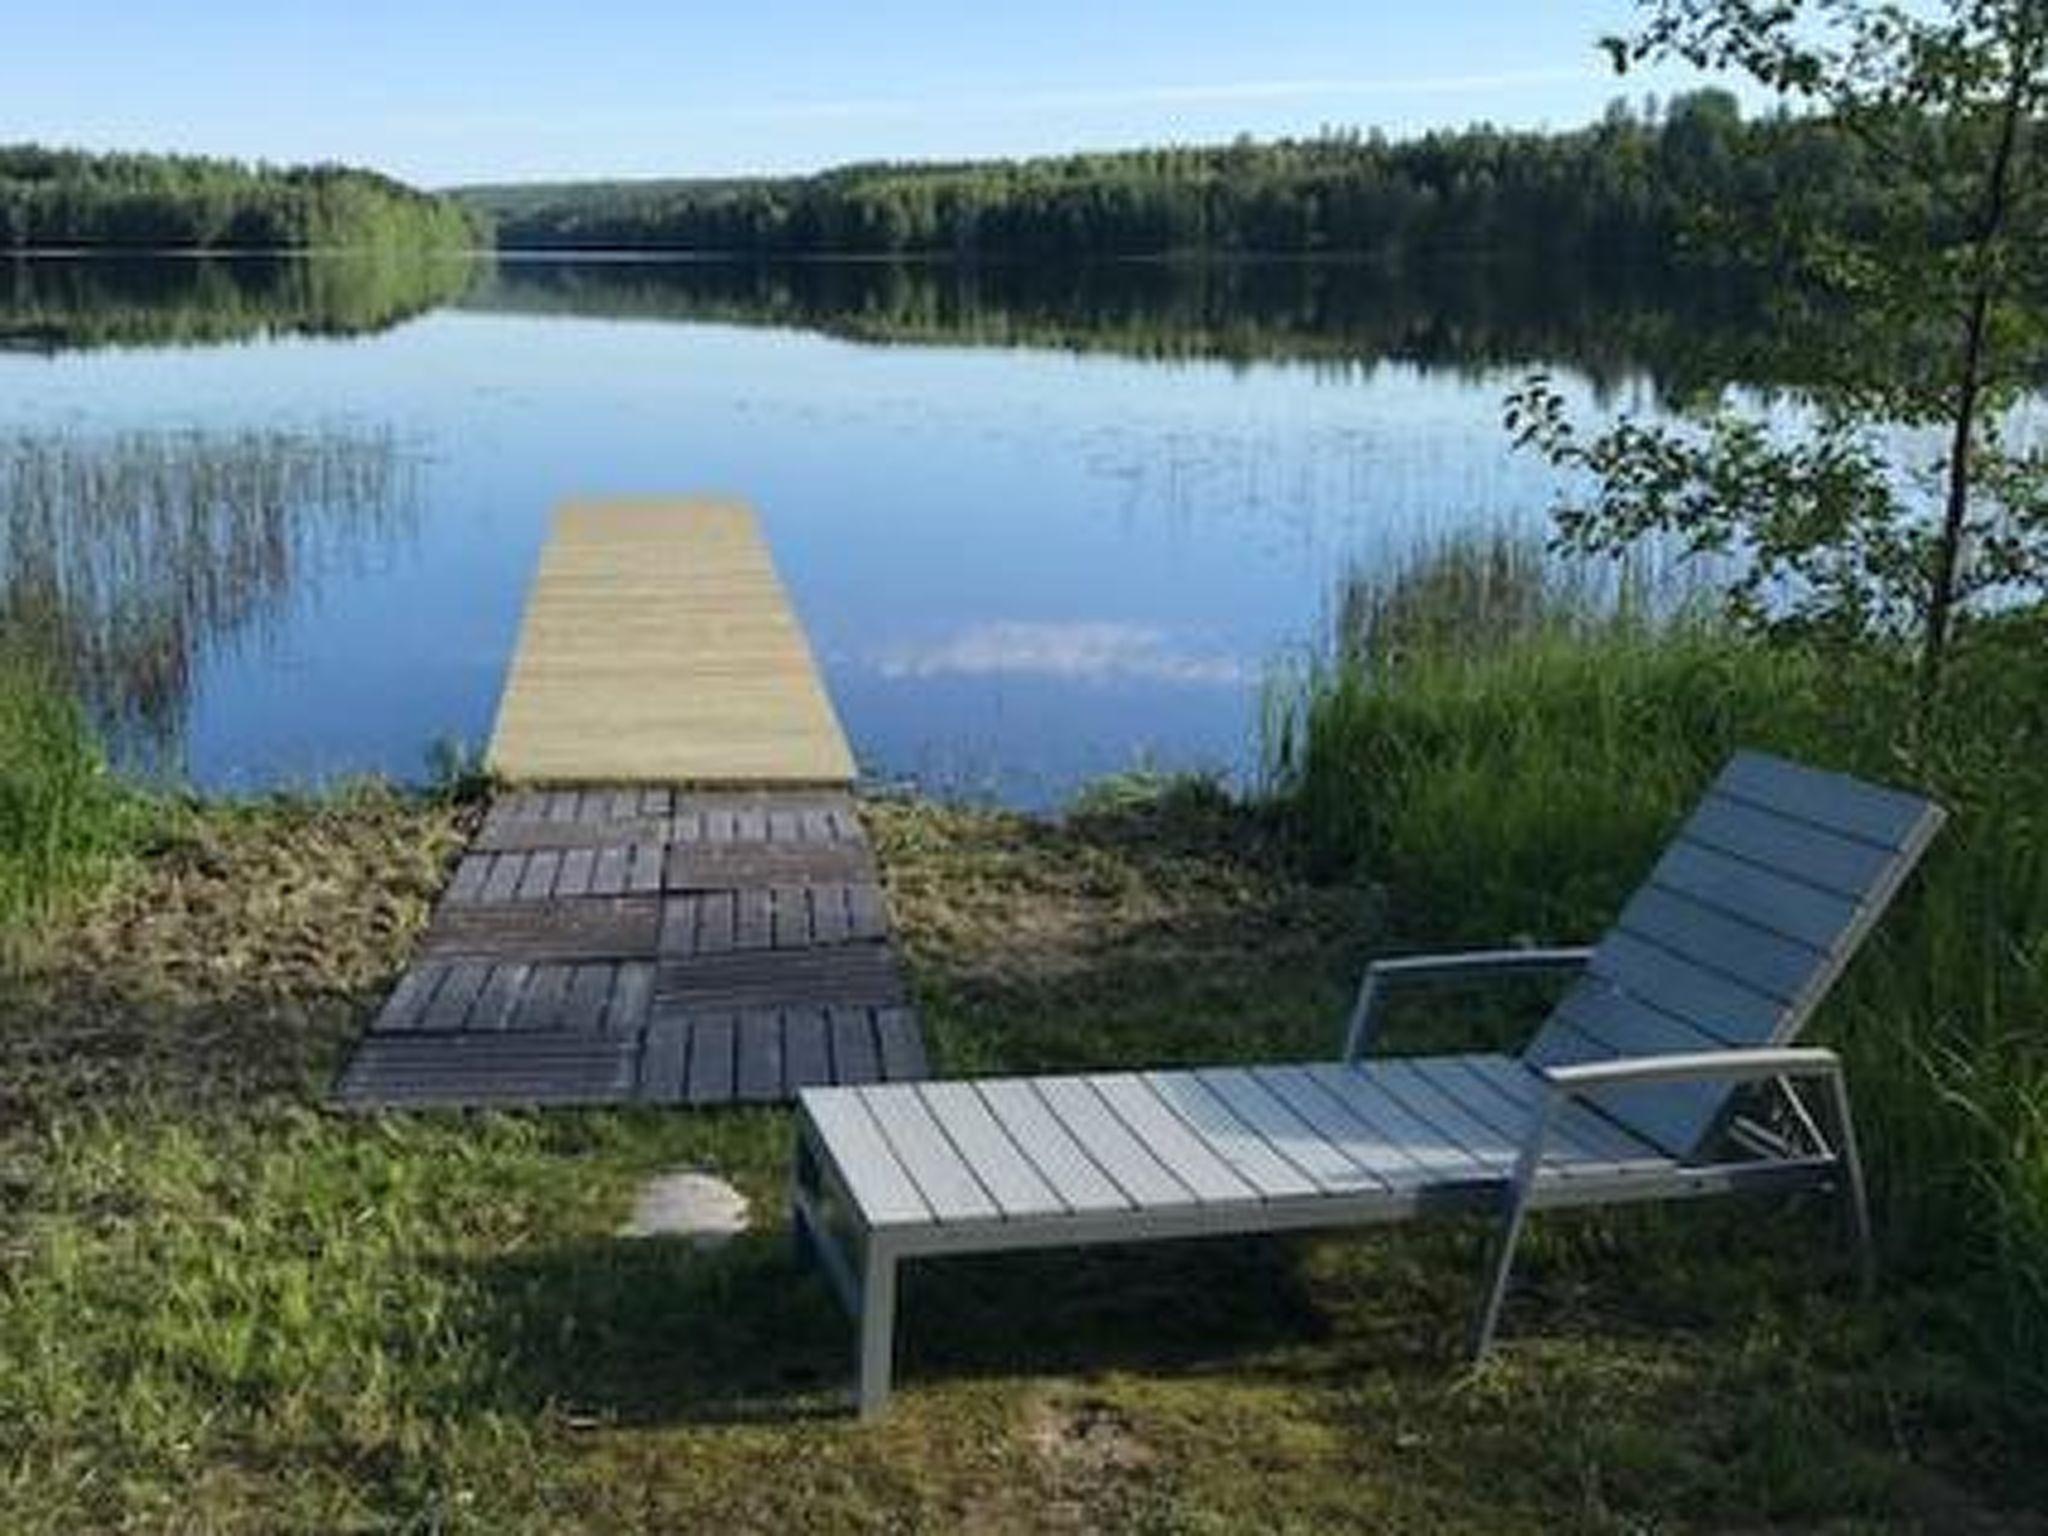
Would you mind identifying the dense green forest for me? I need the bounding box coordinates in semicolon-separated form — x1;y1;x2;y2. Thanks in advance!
0;146;483;252
460;92;1877;263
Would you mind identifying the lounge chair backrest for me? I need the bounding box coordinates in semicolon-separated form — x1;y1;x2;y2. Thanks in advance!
1522;751;1945;1157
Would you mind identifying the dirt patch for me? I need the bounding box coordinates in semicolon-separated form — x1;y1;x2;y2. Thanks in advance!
0;787;471;1122
1029;1392;1155;1475
1023;1388;1159;1530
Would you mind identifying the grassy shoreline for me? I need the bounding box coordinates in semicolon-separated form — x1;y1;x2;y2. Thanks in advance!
1;769;2043;1530
3;615;2045;1528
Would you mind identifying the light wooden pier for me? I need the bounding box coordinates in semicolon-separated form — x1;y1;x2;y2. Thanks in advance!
488;498;855;785
334;498;925;1110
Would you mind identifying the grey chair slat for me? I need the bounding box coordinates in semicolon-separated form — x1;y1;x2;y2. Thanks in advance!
1548;982;1728;1057
1300;1064;1495;1177
1525;989;1732;1154
1721;750;1935;850
1427;1057;1671;1174
857;1086;998;1223
1088;1075;1262;1205
1616;885;1823;1004
973;1080;1133;1214
1649;839;1864;951
1034;1078;1200;1208
1142;1073;1322;1199
1193;1068;1385;1193
1523;752;1942;1158
1589;930;1786;1043
801;1088;932;1228
1371;1060;1531;1168
916;1083;1065;1219
1250;1066;1421;1187
1685;794;1893;899
1411;1055;1603;1168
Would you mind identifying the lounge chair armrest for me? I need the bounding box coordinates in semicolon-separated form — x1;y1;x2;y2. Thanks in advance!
1500;1046;1847;1205
1344;947;1594;1060
1538;1046;1841;1094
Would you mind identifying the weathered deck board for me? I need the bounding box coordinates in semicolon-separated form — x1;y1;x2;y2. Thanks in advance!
333;784;926;1110
486;499;855;785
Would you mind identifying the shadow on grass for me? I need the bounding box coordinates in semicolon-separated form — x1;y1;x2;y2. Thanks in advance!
455;1222;1342;1427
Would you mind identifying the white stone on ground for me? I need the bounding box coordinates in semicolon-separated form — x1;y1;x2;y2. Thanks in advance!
619;1170;750;1246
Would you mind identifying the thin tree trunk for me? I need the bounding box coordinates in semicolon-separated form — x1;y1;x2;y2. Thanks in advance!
1920;37;2033;701
1924;291;1989;698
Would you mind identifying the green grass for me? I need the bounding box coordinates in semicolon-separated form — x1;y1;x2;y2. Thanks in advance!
1;781;2043;1530
1264;536;2048;1413
0;644;140;944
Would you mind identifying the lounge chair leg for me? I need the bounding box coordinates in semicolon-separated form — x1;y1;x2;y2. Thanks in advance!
1468;1188;1535;1361
857;1241;898;1421
1823;1071;1877;1298
791;1139;820;1272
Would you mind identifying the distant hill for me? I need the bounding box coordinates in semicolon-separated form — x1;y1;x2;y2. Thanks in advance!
2;145;484;252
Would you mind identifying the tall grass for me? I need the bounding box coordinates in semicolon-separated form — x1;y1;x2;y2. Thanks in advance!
0;427;418;754
1264;532;2048;1408
0;643;137;946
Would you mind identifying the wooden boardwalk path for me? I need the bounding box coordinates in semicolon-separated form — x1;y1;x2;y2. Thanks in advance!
334;499;925;1110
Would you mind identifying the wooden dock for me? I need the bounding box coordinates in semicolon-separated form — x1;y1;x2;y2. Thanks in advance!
488;498;855;785
334;499;924;1110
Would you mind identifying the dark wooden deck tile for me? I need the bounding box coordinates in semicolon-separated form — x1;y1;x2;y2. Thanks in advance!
735;1010;785;1102
371;961;449;1032
783;1007;832;1090
639;1015;689;1103
654;942;908;1011
421;960;492;1030
875;1006;930;1080
685;1013;737;1104
333;1032;637;1109
828;1006;881;1084
665;840;877;891
335;785;928;1110
420;897;660;963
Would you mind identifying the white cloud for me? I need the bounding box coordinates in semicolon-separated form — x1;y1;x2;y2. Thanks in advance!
873;621;1248;687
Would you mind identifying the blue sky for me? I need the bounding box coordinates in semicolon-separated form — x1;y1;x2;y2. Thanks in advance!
4;2;1746;187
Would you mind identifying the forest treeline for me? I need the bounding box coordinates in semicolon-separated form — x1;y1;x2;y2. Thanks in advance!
0;146;482;251
460;93;1880;263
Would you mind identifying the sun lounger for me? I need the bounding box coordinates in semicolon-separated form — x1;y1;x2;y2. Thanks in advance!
792;751;1945;1416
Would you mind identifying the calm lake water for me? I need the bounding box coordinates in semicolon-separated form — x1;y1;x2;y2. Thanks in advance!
0;254;1724;806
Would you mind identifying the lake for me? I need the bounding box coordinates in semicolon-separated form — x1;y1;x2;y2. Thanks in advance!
0;254;1734;806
